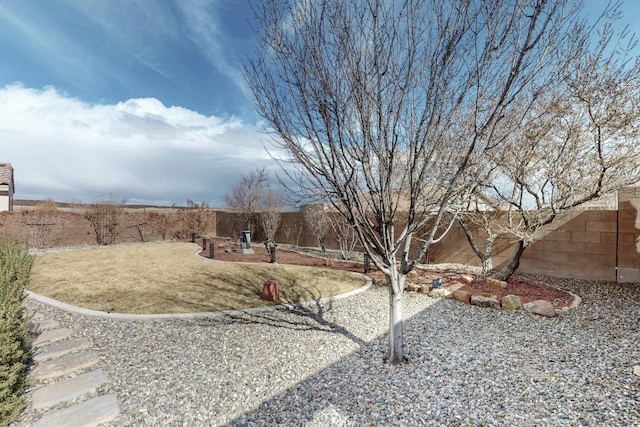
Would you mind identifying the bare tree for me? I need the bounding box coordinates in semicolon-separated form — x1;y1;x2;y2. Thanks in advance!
224;167;269;229
20;199;61;248
259;189;284;249
85;199;123;245
282;221;303;247
329;213;359;260
175;200;215;238
457;211;505;275
304;207;330;252
245;0;596;363
478;15;640;281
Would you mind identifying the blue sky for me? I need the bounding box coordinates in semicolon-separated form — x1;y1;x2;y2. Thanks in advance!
0;0;638;206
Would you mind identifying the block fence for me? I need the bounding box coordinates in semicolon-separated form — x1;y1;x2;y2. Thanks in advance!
217;187;640;283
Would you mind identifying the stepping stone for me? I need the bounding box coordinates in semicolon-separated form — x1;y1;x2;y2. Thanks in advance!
32;370;109;409
32;328;73;347
634;365;640;377
31;350;100;381
33;338;93;363
29;319;60;333
33;394;119;427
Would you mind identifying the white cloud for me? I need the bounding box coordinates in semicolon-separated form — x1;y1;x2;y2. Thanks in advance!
0;84;278;206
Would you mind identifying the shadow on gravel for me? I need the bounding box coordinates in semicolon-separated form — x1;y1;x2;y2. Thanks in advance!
224;282;640;426
190;274;369;347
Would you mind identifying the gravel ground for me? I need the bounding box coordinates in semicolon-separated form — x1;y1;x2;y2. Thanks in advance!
15;276;640;426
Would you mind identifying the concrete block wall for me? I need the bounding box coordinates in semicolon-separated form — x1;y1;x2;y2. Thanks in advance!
518;210;618;281
617;187;640;282
213;187;640;283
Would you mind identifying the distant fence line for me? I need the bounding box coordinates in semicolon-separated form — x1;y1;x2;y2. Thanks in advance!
3;187;640;282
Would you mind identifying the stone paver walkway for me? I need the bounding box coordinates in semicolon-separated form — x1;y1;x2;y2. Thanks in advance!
26;320;120;427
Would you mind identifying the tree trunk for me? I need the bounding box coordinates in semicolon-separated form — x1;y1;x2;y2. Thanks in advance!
481;238;493;274
387;273;405;364
494;240;527;281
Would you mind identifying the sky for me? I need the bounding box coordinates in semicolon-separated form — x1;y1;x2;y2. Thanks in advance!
0;0;639;207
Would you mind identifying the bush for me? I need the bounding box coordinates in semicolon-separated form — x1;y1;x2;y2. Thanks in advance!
0;236;33;425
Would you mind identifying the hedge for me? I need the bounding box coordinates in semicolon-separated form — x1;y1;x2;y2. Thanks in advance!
0;236;33;425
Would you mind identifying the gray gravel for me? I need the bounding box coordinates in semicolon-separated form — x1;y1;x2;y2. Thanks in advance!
15;276;640;426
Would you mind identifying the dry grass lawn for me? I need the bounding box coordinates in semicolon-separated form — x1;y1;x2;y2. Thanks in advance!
28;242;365;314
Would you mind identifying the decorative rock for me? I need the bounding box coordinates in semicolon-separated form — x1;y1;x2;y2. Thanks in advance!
404;283;419;292
447;281;465;292
470;294;500;309
633;365;640;377
485;277;508;289
428;288;453;299
452;290;471;304
523;300;557;317
372;278;387;287
460;275;475;284
501;294;523;310
417;285;431;294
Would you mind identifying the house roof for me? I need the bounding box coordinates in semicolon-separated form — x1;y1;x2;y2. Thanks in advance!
0;163;14;192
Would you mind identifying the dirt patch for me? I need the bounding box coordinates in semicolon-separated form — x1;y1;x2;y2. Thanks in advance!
202;237;576;309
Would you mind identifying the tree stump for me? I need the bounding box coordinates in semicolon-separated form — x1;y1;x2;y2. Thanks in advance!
261;280;280;302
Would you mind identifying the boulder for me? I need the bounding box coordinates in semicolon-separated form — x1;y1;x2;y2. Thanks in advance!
428;288;453;299
460;275;475;284
523;300;557;317
417;285;431;294
404;283;419;292
452;290;471;304
633;365;640;377
501;294;522;310
485;277;508;289
372;277;387;287
470;294;500;309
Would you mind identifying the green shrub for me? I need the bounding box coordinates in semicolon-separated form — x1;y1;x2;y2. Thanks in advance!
0;236;33;425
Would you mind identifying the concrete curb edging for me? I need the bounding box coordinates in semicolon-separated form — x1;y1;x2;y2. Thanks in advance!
26;275;372;321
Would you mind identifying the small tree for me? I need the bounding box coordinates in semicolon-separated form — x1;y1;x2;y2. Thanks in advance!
20;199;61;248
175;200;214;238
479;17;640;281
259;190;284;249
125;212;170;242
85;199;123;245
281;223;301;247
224;167;269;229
304;207;329;252
329;213;358;260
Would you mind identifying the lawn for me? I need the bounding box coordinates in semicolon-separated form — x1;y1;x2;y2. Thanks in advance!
28;242;366;314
